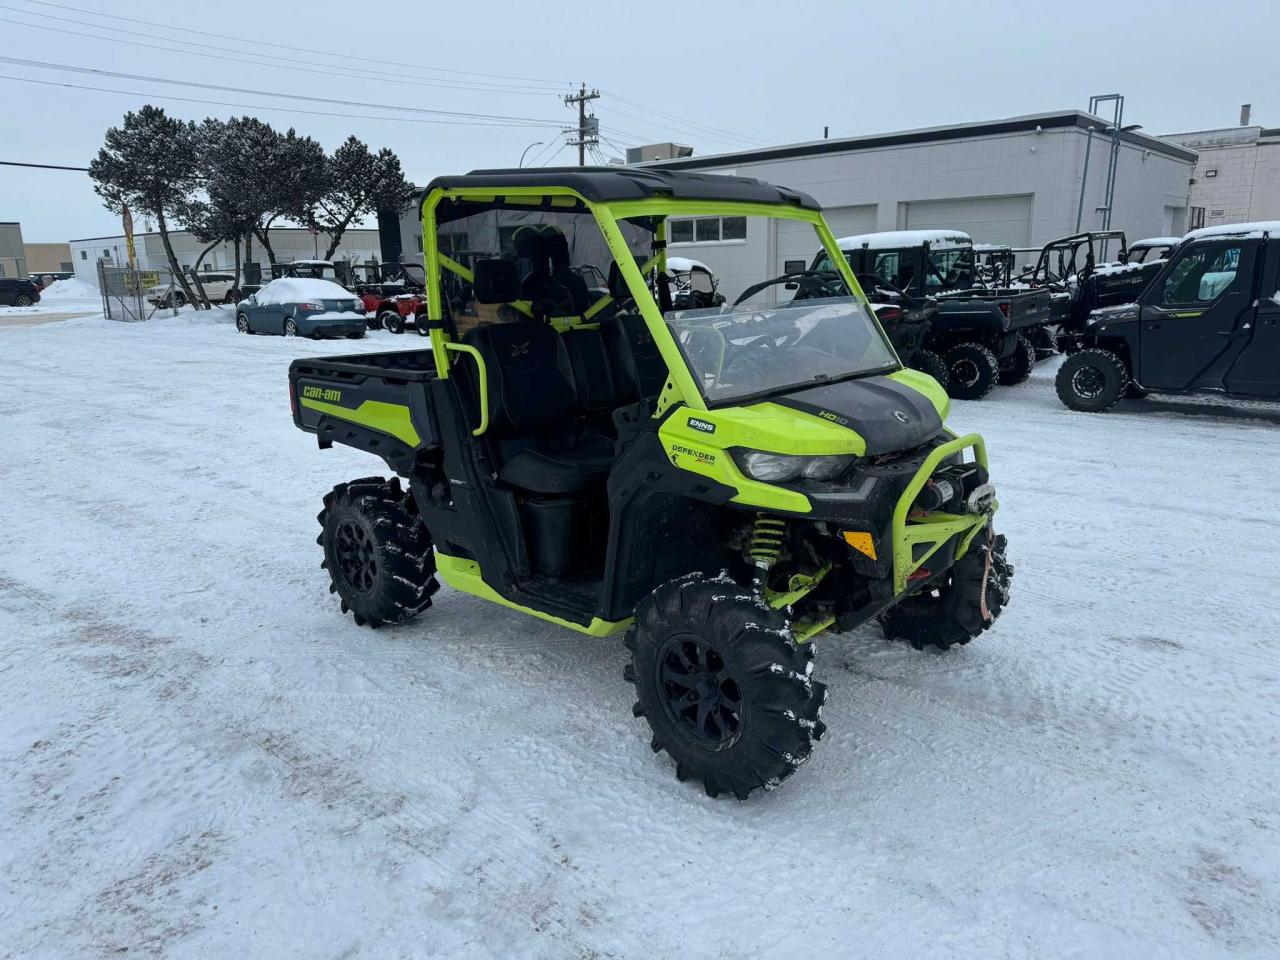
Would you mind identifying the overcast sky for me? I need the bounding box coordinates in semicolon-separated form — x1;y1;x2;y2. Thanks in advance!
1;0;1276;242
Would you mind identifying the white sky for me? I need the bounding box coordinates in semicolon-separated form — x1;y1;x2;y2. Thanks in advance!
1;0;1276;242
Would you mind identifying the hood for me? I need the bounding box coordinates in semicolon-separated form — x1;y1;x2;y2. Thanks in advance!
771;373;944;456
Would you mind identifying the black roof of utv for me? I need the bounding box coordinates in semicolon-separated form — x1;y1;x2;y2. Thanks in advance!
424;166;821;210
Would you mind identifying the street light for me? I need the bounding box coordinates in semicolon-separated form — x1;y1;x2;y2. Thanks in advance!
519;141;545;167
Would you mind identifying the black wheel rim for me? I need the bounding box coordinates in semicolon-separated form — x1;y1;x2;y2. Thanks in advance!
952;358;980;387
334;520;377;593
656;634;743;748
1072;365;1106;399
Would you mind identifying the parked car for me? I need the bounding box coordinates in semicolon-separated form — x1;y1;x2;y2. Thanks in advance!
146;272;241;307
29;271;74;289
0;277;41;307
1056;221;1280;411
234;278;367;339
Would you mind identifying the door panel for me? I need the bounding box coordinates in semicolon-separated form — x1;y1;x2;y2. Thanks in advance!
1225;247;1280;397
1138;242;1256;390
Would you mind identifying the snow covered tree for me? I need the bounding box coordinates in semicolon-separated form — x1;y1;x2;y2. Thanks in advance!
193;117;266;294
89;105;201;308
312;137;414;260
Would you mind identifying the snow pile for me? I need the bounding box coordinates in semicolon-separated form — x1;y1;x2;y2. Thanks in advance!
36;277;99;302
838;229;972;251
1130;236;1181;248
1092;260;1164;278
254;277;355;305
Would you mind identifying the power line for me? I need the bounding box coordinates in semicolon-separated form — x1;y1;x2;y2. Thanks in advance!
0;56;568;125
11;0;571;88
0;159;88;170
602;90;764;146
602;101;758;149
0;9;562;98
539;143;570;167
0;73;561;129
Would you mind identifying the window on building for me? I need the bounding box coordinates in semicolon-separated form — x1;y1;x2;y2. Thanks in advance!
1189;207;1205;230
416;234;424;252
668;216;747;244
80;250;87;260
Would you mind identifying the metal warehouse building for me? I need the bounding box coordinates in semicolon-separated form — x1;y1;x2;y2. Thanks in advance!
638;110;1196;300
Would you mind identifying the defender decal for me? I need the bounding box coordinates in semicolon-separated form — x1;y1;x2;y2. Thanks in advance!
669;443;716;466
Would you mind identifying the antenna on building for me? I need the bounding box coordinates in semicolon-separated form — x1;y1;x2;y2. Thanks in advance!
1240;104;1252;126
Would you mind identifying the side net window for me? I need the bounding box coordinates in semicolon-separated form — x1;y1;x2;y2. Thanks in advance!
433;203;651;337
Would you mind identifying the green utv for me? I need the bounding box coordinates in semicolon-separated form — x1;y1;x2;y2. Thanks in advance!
288;168;1012;799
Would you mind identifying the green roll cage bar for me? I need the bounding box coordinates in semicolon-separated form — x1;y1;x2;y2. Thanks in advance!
418;185;885;418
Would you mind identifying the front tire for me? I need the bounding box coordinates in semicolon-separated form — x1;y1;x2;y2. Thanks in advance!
910;349;950;390
317;477;439;628
1056;348;1127;412
944;342;1000;400
997;334;1036;386
624;573;827;800
880;528;1012;651
379;309;405;334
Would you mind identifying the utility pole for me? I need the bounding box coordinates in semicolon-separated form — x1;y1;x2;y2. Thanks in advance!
563;83;600;166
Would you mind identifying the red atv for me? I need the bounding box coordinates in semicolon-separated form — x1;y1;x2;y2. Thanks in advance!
357;262;427;334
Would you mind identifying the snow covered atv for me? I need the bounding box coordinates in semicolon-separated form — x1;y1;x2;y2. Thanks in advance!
288;167;1013;800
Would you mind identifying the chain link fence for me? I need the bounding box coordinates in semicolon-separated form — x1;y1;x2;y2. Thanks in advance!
98;262;175;322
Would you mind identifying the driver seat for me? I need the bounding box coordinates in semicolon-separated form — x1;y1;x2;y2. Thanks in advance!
465;260;614;495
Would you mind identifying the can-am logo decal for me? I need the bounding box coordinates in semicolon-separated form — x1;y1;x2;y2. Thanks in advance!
301;385;342;402
892;409;910;424
687;417;716;434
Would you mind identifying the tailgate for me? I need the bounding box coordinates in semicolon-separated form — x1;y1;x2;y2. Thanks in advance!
289;351;438;458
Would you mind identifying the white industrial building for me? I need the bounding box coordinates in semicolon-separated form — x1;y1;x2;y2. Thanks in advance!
636;110;1196;301
68;226;380;288
1164;113;1280;229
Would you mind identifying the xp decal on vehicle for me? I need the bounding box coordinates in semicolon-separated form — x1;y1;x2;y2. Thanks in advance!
288;167;1013;799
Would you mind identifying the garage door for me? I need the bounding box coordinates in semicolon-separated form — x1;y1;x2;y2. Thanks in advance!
903;195;1032;247
774;203;876;278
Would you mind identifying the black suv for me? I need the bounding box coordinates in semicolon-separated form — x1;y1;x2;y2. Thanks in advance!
1056;223;1279;411
0;277;40;307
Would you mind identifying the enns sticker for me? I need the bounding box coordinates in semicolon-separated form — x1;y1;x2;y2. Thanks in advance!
688;416;716;434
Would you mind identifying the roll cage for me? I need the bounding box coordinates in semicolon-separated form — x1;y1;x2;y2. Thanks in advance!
418;169;881;416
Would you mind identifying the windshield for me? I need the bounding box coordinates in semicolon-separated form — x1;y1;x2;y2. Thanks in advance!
925;248;972;290
666;296;899;406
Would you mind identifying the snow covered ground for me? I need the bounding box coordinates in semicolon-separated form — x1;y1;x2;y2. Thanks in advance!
1;308;1278;959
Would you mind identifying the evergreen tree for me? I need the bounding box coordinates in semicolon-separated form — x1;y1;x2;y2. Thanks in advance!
313;136;414;260
89;105;201;308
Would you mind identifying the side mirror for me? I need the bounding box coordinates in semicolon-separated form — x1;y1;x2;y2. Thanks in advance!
784;281;799;290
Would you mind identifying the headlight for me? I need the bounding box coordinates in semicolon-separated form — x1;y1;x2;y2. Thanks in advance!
734;451;854;483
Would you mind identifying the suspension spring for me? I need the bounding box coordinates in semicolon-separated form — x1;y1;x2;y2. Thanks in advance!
748;515;787;579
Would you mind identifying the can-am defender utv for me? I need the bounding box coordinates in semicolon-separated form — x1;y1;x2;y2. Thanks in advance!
289;168;1012;799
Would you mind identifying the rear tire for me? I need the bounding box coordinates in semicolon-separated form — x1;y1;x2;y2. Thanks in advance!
284;318;298;337
625;573;827;800
14;294;33;307
317;477;438;628
880;529;1012;651
944;342;1000;400
379;309;405;334
1056;348;1127;412
910;349;949;390
997;334;1035;386
235;313;251;334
